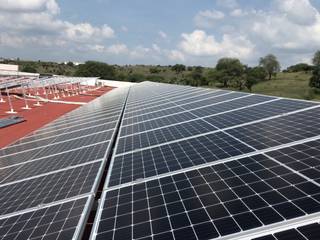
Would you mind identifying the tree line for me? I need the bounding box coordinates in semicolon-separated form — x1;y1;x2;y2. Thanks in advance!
12;50;320;92
72;54;282;92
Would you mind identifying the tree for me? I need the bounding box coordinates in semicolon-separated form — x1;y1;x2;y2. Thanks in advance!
245;66;267;91
215;58;245;88
75;61;116;79
66;61;74;67
312;50;320;66
149;67;161;74
286;63;314;72
171;64;186;74
189;66;207;86
259;54;280;80
127;73;145;82
21;65;37;73
309;66;320;89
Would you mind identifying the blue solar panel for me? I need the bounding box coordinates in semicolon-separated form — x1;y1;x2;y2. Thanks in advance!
2;82;320;240
90;82;320;240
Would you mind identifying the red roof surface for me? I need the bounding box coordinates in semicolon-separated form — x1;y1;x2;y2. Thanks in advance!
0;86;114;148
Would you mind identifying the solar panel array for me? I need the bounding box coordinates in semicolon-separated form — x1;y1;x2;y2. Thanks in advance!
2;81;320;240
90;82;320;240
0;87;128;240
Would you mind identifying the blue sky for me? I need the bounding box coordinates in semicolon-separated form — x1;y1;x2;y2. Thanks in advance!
0;0;320;68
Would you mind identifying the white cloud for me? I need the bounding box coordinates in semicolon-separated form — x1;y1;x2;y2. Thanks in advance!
194;9;224;28
0;0;59;14
65;23;114;42
0;0;115;52
276;0;318;25
179;30;254;59
249;0;320;51
107;44;128;55
167;50;185;62
158;30;167;39
230;9;247;17
88;44;105;53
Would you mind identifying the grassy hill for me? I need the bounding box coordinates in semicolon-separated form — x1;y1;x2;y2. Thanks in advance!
249;72;320;101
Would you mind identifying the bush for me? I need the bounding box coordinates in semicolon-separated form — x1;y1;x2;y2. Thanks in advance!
127;73;145;82
21;65;37;73
309;66;320;89
286;63;314;72
75;61;116;79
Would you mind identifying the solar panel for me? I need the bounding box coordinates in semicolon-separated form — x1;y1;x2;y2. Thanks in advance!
0;86;129;240
108;132;254;187
2;82;320;240
0;141;109;183
93;154;320;240
0;161;102;216
88;82;320;240
252;222;320;240
0;196;92;240
0;116;25;129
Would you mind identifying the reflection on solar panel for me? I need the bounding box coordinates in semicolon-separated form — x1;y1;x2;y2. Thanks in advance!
2;82;320;240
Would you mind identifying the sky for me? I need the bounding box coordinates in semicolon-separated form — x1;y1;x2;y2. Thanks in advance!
0;0;320;68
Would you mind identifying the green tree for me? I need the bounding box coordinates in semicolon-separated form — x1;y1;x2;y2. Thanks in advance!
21;65;37;73
146;75;165;82
127;73;145;82
149;67;161;74
309;66;320;89
259;54;280;80
189;66;207;86
171;64;186;74
245;66;267;91
215;58;245;88
187;66;193;71
75;61;116;79
312;50;320;66
286;63;314;72
66;61;74;67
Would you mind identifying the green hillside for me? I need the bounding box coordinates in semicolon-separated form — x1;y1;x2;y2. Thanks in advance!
250;72;320;101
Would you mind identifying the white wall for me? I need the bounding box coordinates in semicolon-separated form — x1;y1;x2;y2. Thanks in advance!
0;64;18;72
97;79;136;88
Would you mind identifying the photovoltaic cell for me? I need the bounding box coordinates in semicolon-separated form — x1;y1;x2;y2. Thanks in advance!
122;106;187;126
0;141;109;184
0;123;115;156
0;130;113;165
181;92;248;110
0;161;101;215
109;131;254;187
0;197;90;240
116;119;217;154
189;95;275;117
226;107;320;150
252;222;320;240
95;154;320;240
203;99;317;129
119;112;196;137
266;139;320;184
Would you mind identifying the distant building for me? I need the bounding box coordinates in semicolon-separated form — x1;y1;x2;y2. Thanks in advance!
0;63;40;77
